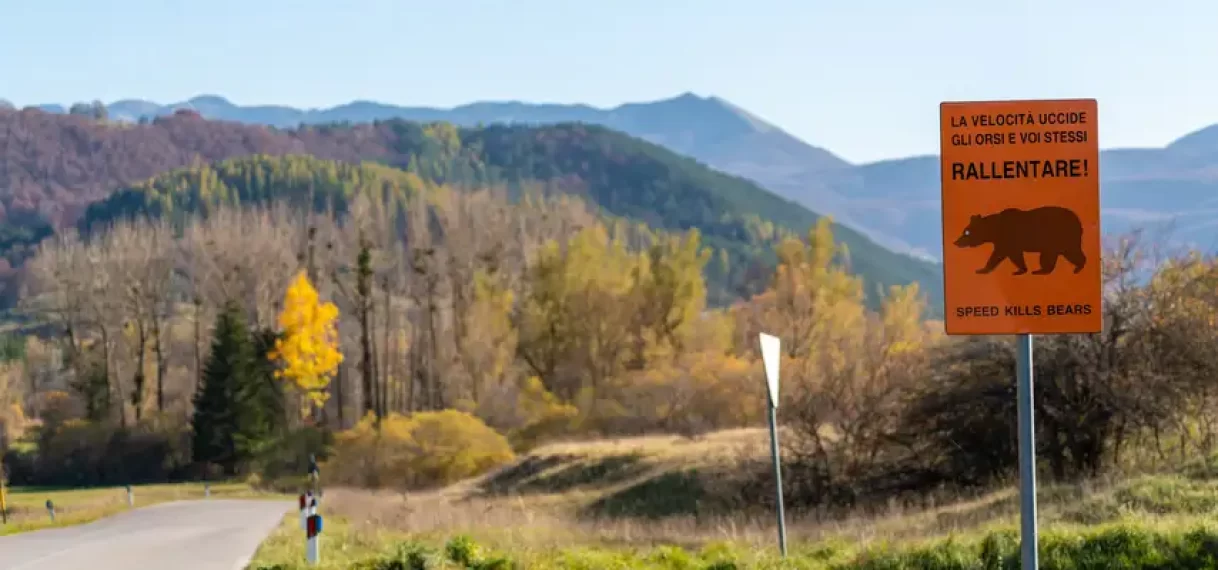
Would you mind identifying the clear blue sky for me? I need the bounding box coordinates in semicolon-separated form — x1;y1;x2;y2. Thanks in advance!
3;0;1216;164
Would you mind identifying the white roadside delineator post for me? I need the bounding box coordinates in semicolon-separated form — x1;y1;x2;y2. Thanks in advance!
45;499;55;523
298;493;308;530
758;332;788;558
305;512;322;565
126;485;134;507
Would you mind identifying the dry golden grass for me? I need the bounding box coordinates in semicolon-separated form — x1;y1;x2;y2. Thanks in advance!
319;487;758;549
307;474;1121;553
248;429;1218;568
283;430;1128;549
520;427;774;462
438;427;772;504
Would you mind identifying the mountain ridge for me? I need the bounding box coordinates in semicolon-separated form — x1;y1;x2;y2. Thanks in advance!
27;93;1218;260
0;107;944;314
89;92;854;172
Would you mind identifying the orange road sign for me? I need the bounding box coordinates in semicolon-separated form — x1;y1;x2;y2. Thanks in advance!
939;99;1102;335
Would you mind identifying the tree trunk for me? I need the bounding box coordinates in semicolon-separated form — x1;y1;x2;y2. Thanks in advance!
152;314;166;412
408;325;419;413
335;363;345;429
101;325;123;428
381;289;392;418
360;304;374;421
193;298;204;393
426;288;442;410
133;320;148;422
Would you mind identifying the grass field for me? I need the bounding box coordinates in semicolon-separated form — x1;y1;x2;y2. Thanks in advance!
245;429;1218;569
0;481;284;536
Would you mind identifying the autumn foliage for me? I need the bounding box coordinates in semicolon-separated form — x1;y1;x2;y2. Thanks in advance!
327;410;516;489
268;270;343;414
9;154;1218;520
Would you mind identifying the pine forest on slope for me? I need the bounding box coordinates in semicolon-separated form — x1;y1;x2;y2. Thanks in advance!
0;108;943;315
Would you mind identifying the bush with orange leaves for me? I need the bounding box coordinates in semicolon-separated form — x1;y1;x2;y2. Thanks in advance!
601;350;765;436
325;409;516;490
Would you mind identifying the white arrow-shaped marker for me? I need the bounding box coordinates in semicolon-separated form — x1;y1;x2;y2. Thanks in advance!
759;332;781;408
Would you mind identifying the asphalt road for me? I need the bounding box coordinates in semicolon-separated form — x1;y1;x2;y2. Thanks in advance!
0;499;292;570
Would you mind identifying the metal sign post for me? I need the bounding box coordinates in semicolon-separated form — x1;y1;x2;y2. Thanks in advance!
939;98;1103;570
1016;334;1038;569
758;332;787;558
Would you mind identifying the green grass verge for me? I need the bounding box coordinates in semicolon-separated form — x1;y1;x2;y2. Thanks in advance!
245;471;1218;569
247;516;1218;569
0;481;287;536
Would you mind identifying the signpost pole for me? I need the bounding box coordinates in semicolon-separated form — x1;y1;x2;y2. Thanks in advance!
767;404;788;558
1016;333;1038;570
758;333;787;558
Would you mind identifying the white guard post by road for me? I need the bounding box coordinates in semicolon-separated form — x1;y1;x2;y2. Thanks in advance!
298;493;308;530
305;511;323;565
758;332;787;558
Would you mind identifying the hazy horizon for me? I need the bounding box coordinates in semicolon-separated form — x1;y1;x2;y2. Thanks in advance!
5;0;1217;163
13;91;1202;165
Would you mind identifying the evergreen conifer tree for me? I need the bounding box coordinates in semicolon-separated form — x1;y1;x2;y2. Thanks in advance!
235;327;287;458
191;301;254;475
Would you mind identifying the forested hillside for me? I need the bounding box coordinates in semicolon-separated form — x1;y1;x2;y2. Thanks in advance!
11;117;1218;570
6;157;940;491
12;155;1218;517
0;108;943;313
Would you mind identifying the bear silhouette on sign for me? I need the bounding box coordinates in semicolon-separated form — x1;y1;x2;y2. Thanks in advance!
954;206;1087;275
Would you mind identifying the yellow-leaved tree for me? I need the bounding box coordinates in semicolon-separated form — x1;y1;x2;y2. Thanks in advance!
269;270;344;418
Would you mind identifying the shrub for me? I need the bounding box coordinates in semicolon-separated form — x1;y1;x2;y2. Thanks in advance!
849;524;1218;570
249;424;333;491
445;534;480;566
360;541;441;570
5;415;191;486
475;376;578;451
327;410;515;489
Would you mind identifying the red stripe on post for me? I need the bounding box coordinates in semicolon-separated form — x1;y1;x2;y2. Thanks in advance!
306;514;320;538
298;494;306;509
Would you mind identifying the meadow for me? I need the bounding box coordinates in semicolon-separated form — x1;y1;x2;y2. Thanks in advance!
247;429;1218;569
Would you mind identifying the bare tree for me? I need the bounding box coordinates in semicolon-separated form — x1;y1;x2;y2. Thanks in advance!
101;221;175;418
